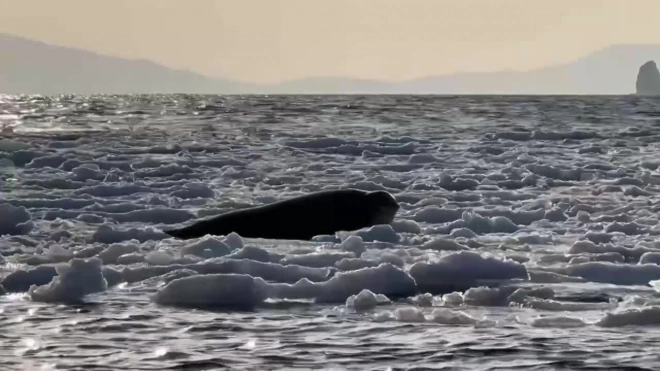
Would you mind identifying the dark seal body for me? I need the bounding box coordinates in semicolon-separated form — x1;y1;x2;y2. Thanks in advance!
164;189;400;241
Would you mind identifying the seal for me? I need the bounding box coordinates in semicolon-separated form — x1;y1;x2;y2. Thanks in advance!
164;189;400;241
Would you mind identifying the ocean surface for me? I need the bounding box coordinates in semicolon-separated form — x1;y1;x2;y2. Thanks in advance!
3;94;660;370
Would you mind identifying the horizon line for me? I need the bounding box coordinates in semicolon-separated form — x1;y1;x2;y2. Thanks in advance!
0;92;646;97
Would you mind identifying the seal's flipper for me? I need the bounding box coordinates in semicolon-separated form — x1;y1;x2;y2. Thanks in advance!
163;226;195;239
163;228;183;238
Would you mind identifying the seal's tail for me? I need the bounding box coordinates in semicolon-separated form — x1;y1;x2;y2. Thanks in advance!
163;222;209;240
163;227;187;239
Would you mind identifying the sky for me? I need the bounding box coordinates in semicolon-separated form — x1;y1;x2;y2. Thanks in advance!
1;0;660;84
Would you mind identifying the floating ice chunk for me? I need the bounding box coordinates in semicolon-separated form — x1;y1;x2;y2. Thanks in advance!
139;269;200;288
0;203;33;236
144;250;191;266
44;244;73;260
421;238;469;251
222;232;244;251
390;219;422;234
410;293;435;307
1;266;58;293
0;139;30;152
531;316;589;328
91;224;169;244
341;235;366;255
355;224;400;243
441;292;465;307
98;242;140;264
394;307;427;322
101;266;124;287
315;263;418;303
281;252;355;268
408;153;439;164
71;164;103;181
559;262;660;286
116;253;145;265
28;258;107;303
180;236;231;259
409;251;528;293
649;279;660;293
460;211;519;234
414;207;463;224
430;308;484;325
596;306;660;327
450;228;478;239
640;252;660;265
524;298;615;312
528;270;586;284
284;137;348;149
345;289;391;311
152;273;268;309
226;246;272;262
266;263;418;304
335;258;379;271
126;257;333;284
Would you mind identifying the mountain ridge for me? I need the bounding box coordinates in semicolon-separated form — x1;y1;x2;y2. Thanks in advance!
2;33;660;95
0;33;255;95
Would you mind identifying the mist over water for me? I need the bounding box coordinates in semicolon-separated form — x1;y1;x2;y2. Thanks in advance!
2;94;660;370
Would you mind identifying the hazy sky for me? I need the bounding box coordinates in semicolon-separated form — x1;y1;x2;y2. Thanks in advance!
2;0;659;83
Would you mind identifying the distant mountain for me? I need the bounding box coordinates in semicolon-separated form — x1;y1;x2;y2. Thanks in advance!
2;33;660;95
262;44;660;95
0;33;254;94
262;76;393;95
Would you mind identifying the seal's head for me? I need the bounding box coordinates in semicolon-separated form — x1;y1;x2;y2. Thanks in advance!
365;190;400;225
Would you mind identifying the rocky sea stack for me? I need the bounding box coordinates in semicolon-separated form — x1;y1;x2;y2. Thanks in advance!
636;60;660;96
